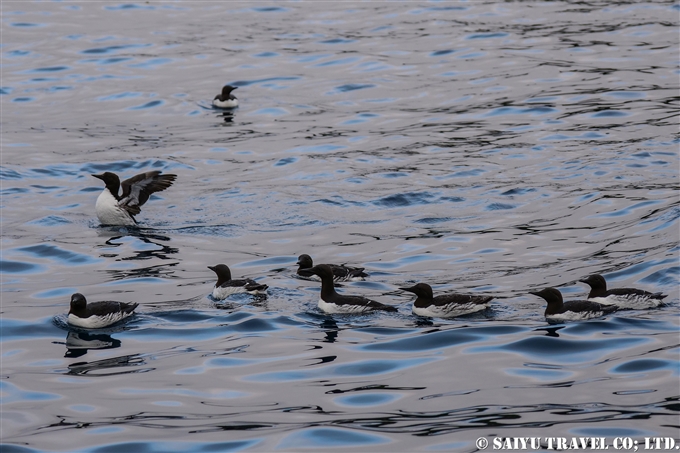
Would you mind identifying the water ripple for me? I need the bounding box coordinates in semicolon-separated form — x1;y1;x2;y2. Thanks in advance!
1;2;677;452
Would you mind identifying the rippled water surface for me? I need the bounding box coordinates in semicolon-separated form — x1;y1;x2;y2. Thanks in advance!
2;2;679;452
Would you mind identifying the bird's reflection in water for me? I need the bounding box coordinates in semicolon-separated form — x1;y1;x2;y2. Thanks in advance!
96;230;179;280
106;262;178;281
222;111;235;123
413;316;434;328
55;331;121;358
67;353;150;376
537;326;564;338
320;318;339;343
102;231;178;259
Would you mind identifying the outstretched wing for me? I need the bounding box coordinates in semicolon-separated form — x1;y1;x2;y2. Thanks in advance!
119;172;177;211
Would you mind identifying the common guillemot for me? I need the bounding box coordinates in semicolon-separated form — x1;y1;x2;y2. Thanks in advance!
67;293;139;329
296;254;368;282
213;85;238;108
529;287;618;323
304;264;397;314
399;282;493;318
208;264;268;300
579;274;667;309
92;171;176;226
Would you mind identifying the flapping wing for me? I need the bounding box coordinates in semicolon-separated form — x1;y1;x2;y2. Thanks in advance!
120;171;177;209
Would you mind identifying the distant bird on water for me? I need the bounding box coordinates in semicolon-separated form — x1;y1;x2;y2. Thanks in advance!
579;274;667;309
208;264;268;300
304;264;397;314
399;282;493;318
67;293;139;329
296;254;368;282
529;287;618;323
213;85;239;108
92;171;176;226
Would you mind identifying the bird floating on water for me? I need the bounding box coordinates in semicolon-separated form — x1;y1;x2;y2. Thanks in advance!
208;264;268;300
399;282;493;318
579;274;666;309
304;264;397;314
296;254;368;282
529;287;618;323
67;293;139;329
213;85;238;108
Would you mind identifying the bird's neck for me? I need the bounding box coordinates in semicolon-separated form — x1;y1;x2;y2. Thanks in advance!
589;287;605;298
545;299;564;314
319;275;338;299
106;182;121;200
69;306;85;316
215;274;231;287
412;295;434;308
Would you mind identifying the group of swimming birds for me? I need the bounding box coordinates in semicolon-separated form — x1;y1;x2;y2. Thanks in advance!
66;85;668;329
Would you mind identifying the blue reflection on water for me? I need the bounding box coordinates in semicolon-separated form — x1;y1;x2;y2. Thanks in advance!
334;392;401;407
1;3;678;452
0;381;61;404
277;427;390;449
247;357;436;382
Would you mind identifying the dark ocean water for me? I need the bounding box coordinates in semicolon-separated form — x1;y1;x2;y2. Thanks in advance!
1;2;679;452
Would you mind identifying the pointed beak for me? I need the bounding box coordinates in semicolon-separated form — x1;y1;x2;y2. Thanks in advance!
92;174;105;181
399;286;416;293
528;291;540;297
